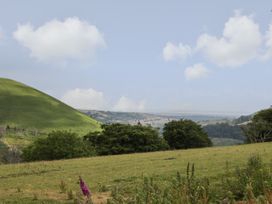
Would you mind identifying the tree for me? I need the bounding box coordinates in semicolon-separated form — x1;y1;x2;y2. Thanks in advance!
84;123;169;155
241;108;272;143
163;119;212;149
22;131;95;161
203;123;245;141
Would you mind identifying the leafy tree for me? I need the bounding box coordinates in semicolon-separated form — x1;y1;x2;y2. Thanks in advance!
242;108;272;143
163;119;212;149
253;108;272;122
22;131;95;161
203;123;245;141
84;123;169;155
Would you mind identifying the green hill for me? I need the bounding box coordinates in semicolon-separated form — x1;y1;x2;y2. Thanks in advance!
0;78;100;135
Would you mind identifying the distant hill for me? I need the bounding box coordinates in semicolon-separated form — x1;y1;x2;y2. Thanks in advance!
0;78;100;135
82;110;244;146
82;110;232;128
232;114;252;125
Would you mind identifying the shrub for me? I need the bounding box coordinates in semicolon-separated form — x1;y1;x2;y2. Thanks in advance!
84;123;169;155
163;119;212;149
222;154;272;200
22;131;95;161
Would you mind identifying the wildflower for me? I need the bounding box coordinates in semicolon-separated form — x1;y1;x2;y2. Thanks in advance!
79;176;91;198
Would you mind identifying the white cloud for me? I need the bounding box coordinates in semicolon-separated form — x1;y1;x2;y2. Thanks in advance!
113;96;146;112
163;42;192;61
61;88;107;110
184;63;209;80
13;17;105;62
196;13;262;67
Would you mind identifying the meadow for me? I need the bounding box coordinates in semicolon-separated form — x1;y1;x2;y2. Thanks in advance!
0;142;271;203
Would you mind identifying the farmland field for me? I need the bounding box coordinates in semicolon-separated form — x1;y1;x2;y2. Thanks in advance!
0;142;271;203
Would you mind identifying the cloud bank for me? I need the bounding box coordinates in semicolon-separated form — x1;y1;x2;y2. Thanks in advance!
13;17;105;62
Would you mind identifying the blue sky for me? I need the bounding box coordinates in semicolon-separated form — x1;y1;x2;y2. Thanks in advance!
0;0;272;115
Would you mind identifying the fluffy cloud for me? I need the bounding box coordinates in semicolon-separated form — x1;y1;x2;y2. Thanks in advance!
61;88;106;110
163;42;192;61
13;17;105;62
184;63;209;80
197;13;262;67
113;96;145;112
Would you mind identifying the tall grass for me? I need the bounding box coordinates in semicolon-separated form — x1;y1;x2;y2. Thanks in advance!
107;155;272;204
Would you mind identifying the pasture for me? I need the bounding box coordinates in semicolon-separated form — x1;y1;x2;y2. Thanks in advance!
0;142;271;203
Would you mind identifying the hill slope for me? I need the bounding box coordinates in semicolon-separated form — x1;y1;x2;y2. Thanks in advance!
0;78;100;134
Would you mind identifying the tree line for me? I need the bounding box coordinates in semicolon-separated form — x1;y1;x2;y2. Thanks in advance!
21;107;272;161
23;119;212;161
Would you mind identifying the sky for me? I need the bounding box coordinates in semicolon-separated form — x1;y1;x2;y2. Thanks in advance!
0;0;272;116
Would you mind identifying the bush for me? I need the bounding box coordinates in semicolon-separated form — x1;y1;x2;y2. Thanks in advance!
84;123;169;155
22;131;95;161
163;119;212;149
222;154;272;200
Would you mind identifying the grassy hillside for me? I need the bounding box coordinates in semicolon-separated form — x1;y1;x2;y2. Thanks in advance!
0;142;271;203
0;78;100;135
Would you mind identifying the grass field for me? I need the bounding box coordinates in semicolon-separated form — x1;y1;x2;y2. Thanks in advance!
0;78;101;136
0;142;271;203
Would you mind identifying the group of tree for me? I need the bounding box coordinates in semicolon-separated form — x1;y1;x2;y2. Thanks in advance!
163;120;212;149
23;131;95;161
203;123;245;141
242;108;272;143
22;119;212;161
84;123;169;155
17;108;272;162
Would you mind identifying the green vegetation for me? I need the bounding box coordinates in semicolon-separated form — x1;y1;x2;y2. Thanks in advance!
84;123;169;155
0;78;100;135
203;123;245;141
222;154;272;200
0;142;271;203
0;140;8;164
22;131;95;161
210;137;243;146
108;155;272;204
242;108;272;143
233;114;252;125
163;120;212;149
